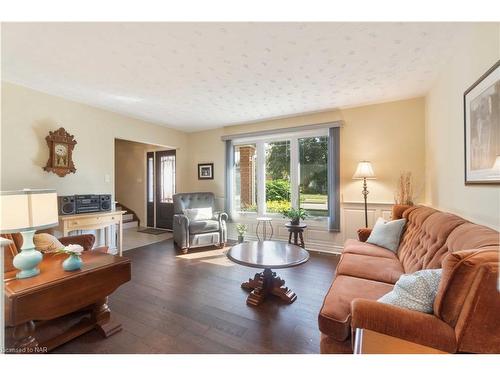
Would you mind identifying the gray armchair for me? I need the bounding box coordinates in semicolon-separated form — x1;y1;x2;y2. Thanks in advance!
173;192;228;251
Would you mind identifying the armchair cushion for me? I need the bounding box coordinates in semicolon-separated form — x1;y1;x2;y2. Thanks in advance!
183;207;213;221
189;219;219;235
58;234;96;251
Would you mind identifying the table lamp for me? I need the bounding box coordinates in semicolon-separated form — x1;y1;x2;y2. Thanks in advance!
353;161;376;228
0;189;58;278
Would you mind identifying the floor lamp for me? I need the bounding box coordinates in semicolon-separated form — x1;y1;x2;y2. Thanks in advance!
353;161;376;228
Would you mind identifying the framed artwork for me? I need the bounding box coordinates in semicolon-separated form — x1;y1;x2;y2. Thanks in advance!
198;163;214;180
464;60;500;184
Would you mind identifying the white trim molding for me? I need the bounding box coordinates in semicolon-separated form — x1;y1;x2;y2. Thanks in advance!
227;201;394;254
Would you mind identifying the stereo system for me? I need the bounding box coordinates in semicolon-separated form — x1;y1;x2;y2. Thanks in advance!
58;194;112;215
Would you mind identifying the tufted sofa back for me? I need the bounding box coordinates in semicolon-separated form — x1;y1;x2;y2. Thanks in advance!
397;206;465;273
173;192;215;215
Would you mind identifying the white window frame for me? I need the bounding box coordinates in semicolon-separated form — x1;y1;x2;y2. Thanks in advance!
232;128;329;220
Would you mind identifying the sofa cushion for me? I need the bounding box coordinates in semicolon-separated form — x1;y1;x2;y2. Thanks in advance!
397;206;467;273
343;239;398;259
318;275;393;341
336;253;404;284
366;217;406;252
189;219;219;234
33;233;64;253
378;268;442;313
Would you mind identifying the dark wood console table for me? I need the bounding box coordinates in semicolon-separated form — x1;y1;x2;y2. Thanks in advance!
4;251;131;353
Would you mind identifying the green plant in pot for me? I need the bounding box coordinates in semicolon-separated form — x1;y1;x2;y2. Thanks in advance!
236;223;248;243
281;207;308;225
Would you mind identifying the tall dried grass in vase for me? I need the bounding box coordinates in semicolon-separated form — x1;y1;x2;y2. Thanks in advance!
395;172;414;206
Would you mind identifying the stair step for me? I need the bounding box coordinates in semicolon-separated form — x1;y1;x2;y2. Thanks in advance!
123;213;134;221
123;220;139;229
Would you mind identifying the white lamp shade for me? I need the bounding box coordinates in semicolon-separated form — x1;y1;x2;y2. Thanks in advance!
0;189;58;233
353;161;376;179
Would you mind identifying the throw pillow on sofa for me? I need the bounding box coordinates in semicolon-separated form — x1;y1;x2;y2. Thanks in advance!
183;207;213;221
378;268;443;313
366;217;406;252
33;233;64;253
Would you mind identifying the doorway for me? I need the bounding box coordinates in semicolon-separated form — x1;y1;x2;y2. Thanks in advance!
147;149;176;230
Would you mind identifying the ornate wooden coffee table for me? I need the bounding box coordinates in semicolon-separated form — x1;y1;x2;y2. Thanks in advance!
226;241;309;306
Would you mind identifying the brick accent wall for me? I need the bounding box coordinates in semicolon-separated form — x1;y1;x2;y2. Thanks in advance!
239;146;255;207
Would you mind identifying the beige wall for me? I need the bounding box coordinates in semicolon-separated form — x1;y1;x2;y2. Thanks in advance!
114;139;166;225
425;23;500;230
187;97;426;205
1;82;189;201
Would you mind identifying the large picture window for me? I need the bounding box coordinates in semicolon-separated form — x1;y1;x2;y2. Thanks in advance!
228;127;339;229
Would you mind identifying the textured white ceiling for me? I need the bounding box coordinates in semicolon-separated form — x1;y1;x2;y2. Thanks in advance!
2;22;469;131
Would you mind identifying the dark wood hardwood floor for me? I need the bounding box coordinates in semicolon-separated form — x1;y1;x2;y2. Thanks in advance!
52;240;339;354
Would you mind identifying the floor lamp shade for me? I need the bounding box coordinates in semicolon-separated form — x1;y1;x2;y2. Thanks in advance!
353;162;376;228
353;161;376;179
0;189;58;278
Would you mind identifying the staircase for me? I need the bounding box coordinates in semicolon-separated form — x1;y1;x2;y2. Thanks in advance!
115;202;140;229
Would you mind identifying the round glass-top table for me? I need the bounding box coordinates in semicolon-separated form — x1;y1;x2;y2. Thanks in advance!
226;241;309;306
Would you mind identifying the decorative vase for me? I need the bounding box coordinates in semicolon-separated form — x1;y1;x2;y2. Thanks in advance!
290;218;300;225
62;254;82;271
238;235;244;244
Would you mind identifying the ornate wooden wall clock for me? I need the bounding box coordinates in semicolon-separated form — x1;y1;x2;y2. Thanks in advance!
43;127;77;177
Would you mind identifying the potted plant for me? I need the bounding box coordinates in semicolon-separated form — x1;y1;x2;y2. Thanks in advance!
281;207;308;225
55;244;84;271
236;223;248;243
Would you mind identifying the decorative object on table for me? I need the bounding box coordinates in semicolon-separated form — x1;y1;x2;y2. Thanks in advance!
366;217;407;252
55;244;84;271
43;127;77;177
464;60;500;184
394;171;414;206
226;241;309;306
281;207;308;225
236;223;248;243
285;222;307;248
0;189;58;279
353;161;376;228
255;217;273;241
33;233;65;253
197;163;214;180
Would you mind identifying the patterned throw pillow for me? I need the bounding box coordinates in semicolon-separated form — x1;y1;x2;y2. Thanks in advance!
366;217;406;252
183;207;213;221
33;233;64;253
378;269;443;313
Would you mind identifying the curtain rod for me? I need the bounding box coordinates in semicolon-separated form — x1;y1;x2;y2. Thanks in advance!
220;120;343;141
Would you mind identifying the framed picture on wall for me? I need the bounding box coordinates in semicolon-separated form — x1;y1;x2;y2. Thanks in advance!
198;163;214;180
464;60;500;184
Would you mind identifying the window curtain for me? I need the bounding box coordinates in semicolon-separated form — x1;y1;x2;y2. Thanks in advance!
328;127;340;231
224;139;234;221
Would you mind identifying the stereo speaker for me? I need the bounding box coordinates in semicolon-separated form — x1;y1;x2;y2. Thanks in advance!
100;194;112;211
58;195;76;215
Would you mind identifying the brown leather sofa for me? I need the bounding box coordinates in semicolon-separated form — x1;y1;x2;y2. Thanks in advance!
2;232;108;273
318;205;500;354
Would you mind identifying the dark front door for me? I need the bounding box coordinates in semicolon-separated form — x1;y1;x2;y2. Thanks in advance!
155;150;176;230
146;152;154;227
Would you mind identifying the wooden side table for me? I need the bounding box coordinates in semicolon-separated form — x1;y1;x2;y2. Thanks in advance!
285;223;307;248
4;251;131;353
58;210;126;255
